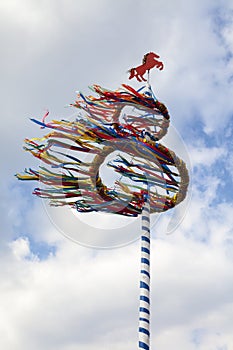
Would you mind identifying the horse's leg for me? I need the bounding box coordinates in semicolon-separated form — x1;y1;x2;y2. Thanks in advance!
141;73;147;82
137;65;148;82
159;62;164;70
155;62;164;70
135;68;142;82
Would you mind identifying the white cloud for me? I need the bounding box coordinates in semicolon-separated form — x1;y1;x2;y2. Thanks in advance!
1;0;233;349
1;202;233;350
10;237;33;260
189;146;225;167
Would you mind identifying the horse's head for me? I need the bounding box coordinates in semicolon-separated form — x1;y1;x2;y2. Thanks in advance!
143;52;164;71
143;52;160;64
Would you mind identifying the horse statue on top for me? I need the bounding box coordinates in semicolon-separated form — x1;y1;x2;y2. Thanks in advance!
128;52;164;82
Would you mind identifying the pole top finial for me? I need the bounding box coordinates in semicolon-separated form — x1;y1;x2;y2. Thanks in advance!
128;52;164;82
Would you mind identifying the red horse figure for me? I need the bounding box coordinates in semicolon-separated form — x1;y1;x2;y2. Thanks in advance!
129;52;164;82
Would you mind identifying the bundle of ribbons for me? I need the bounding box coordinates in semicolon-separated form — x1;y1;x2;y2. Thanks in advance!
16;84;189;216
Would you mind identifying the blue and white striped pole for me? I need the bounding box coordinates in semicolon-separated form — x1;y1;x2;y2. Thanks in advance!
139;196;151;350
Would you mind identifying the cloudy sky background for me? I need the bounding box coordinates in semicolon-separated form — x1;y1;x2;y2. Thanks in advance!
1;0;233;349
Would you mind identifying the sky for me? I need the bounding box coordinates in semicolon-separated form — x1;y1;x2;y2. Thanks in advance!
1;0;233;349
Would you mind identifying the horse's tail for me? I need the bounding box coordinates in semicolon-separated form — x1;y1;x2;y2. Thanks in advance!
128;68;135;80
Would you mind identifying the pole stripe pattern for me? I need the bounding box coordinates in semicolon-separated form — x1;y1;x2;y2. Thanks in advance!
139;199;150;350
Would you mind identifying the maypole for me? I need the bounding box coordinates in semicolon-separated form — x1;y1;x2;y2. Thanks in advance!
139;194;151;350
16;52;189;349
